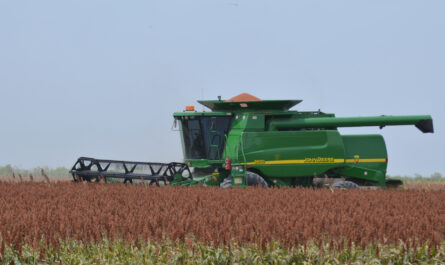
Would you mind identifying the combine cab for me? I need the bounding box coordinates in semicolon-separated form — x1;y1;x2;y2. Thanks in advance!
71;93;434;188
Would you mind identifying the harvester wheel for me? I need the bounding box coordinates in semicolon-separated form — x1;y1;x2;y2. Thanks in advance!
385;179;403;188
247;171;268;187
220;177;232;188
331;180;360;189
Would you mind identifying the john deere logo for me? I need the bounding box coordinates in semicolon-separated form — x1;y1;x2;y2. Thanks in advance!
304;157;335;163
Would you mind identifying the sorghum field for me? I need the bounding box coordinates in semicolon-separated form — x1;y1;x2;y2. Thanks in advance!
1;180;445;264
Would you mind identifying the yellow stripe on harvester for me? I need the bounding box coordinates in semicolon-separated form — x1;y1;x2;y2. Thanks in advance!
345;158;386;163
242;158;386;165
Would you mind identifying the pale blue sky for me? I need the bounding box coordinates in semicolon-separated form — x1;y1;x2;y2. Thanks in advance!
0;0;443;175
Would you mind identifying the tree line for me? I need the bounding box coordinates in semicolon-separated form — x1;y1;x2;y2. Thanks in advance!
0;165;71;178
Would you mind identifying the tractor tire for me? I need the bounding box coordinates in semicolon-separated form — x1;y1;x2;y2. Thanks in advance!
247;171;268;187
220;177;232;188
331;180;360;189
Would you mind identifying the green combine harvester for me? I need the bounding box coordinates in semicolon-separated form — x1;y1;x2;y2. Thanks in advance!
71;93;434;188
